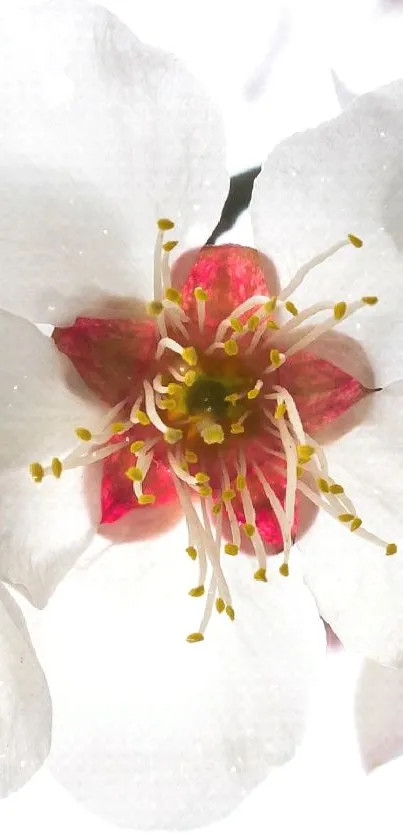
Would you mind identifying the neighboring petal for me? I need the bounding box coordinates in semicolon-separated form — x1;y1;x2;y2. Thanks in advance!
30;532;325;829
101;446;176;524
180;244;276;329
356;658;403;773
0;0;228;324
0;463;101;608
53;317;157;406
0;583;52;796
278;350;367;434
251;79;403;386
0;309;104;470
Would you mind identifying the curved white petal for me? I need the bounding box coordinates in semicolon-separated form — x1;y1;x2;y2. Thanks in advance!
0;309;103;470
0;462;100;609
30;528;325;829
0;583;52;796
251;79;403;386
356;658;403;773
0;0;228;324
300;387;403;665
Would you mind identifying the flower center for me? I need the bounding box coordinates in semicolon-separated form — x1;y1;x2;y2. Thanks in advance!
29;220;398;643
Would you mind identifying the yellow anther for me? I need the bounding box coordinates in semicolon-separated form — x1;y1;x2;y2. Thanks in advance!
296;466;304;478
181;461;190;473
348;233;363;248
165;287;182;304
157;218;174;231
186;632;204;643
247;388;260;400
269;348;283;368
297;444;315;460
225;392;241;405
135;410;151;426
184;370;197;387
182;346;198;366
126;466;144;482
159;397;177;411
236;474;246;491
362;296;378;306
164;428;183;444
185;450;198;464
75;427;92;441
230;422;245;435
130;440;145;454
195;472;210;484
266;319;280;330
350;517;362;531
285;300;299;316
247;315;260;331
146;300;164;317
199;485;212;497
215;597;225;613
222;488;236;501
338;513;354;523
223;338;239;356
386;543;398;556
264;297;277;314
254;568;267;582
51;457;63;479
29;462;44;483
186;546;198;560
138;494;156;505
333;301;347;320
226;605;235;621
279;562;289;577
163;240;178;252
189;585;205;597
229;317;244;333
201;423;225;445
243;522;256;538
167;382;183;396
329;483;344;495
224;543;239;556
212;502;222;515
110;422;126;434
194;286;208;302
317;478;329;492
275;401;287;419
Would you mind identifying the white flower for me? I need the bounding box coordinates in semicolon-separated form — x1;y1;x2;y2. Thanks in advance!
1;0;403;830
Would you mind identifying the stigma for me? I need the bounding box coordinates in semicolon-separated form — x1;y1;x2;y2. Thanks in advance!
30;221;397;642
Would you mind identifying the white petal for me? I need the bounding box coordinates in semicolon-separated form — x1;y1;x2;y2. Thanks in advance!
0;583;52;796
0;309;103;470
0;463;100;609
300;389;403;665
322;382;403;518
29;527;325;829
0;0;228;324
356;658;403;773
251;79;403;386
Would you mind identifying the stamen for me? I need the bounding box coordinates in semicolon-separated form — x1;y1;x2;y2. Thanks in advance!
223;338;239;357
143;380;169;433
75;427;92;441
238;451;267;577
51;457;63;479
194;287;208;332
214;294;271;344
220;460;241;555
285;297;374;359
247;380;263;400
279;235;361;301
200;423;225;445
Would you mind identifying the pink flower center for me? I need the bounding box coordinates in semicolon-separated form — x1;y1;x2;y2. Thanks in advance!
29;224;398;642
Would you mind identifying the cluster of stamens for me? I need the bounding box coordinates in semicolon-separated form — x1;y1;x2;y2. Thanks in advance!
29;220;397;642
